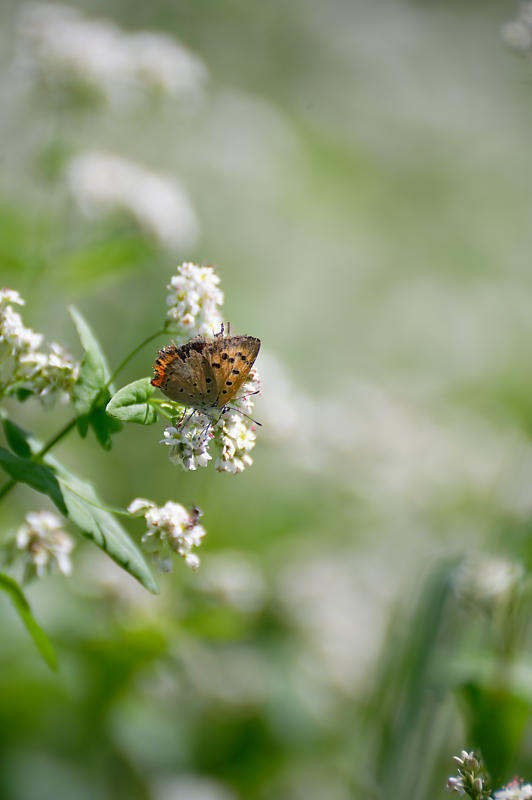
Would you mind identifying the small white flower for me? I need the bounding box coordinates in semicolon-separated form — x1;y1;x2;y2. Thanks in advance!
213;414;256;474
0;305;43;354
66;152;199;250
0;292;79;404
160;422;213;471
165;262;224;341
127;497;155;516
0;288;25;306
446;776;465;794
129;497;206;570
16;510;73;578
494;781;532;800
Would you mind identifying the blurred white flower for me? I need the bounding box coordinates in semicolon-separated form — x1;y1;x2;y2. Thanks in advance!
198;551;266;612
501;19;532;53
16;510;73;578
66;151;199;250
179;640;268;706
15;3;207;105
127;32;207;97
453;555;524;609
0;289;79;403
165;262;224;340
502;4;532;54
0;289;25;307
128;498;205;570
258;350;532;521
494;781;532;800
152;774;237;800
277;548;400;692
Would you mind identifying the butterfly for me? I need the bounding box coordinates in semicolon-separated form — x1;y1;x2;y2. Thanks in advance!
151;324;260;418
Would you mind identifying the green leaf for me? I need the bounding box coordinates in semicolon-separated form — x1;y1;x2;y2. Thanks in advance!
459;681;530;782
45;455;158;594
3;418;31;458
0;418;156;592
0;447;67;514
69;307;122;448
0;573;58;670
106;378;157;425
69;305;112;416
89;401;124;449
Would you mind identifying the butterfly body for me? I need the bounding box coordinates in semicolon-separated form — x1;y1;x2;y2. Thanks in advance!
152;331;260;415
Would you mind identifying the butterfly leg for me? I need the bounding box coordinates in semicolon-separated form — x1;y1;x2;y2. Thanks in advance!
178;409;197;429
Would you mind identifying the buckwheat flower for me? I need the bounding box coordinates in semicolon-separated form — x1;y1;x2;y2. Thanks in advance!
18;342;79;404
0;305;43;355
213;415;256;473
128;498;206;570
16;510;73;578
0;289;24;307
161;422;213;471
447;750;490;800
66;152;199;250
165;262;224;341
494;780;532;800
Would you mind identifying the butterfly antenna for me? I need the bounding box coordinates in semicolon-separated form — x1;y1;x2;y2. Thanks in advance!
224;406;262;427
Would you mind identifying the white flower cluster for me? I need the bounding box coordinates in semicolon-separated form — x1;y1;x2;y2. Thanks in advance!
494;781;532;800
15;3;207;106
160;367;260;473
165;262;224;341
161;420;213;471
0;288;79;404
66;151;199;250
501;4;532;54
16;510;73;578
447;751;490;800
128;498;206;570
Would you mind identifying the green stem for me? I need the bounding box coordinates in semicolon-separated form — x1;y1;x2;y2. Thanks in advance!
36;417;77;459
106;329;167;388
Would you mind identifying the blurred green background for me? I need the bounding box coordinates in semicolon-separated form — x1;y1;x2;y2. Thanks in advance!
1;0;532;798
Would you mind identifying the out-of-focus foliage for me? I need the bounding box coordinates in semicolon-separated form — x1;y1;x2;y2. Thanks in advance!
1;0;532;798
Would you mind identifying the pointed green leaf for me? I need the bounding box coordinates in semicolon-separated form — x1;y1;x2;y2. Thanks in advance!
106;378;157;424
0;418;156;592
3;417;32;458
45;455;158;594
69;305;112;416
0;573;58;670
0;447;67;514
89;402;123;449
